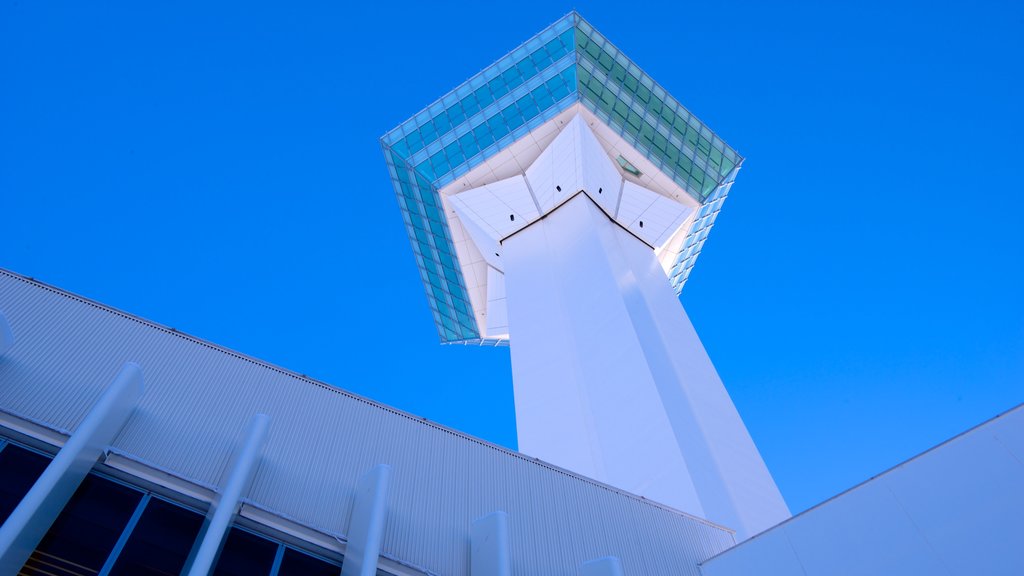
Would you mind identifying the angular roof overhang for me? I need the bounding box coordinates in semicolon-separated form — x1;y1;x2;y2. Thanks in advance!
381;11;743;344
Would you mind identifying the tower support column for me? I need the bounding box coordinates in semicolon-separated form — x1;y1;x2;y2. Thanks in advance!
502;193;788;539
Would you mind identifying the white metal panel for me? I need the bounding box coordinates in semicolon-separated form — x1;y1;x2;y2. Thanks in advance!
444;205;493;334
501;207;604;483
450;204;503;273
580;556;624;576
697;526;804;576
616;182;692;248
0;309;13;355
615;181;659;231
504;194;718;518
524;116;583;212
987;407;1024;461
575;106;698;207
883;415;1024;576
437;108;708;344
702;405;1024;576
614;225;790;539
449;175;538;241
501;192;788;540
484;266;509;338
782;479;946;575
0;270;735;576
576;117;623;217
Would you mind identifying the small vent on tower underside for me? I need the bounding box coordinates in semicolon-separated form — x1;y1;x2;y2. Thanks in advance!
616;155;642;176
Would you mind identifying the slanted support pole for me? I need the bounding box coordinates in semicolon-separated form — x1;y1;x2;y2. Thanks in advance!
341;464;391;576
0;309;14;355
185;413;270;576
471;511;510;576
0;362;144;573
581;556;625;576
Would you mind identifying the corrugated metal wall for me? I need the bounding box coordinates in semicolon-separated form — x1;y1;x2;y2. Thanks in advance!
0;270;735;575
701;403;1024;576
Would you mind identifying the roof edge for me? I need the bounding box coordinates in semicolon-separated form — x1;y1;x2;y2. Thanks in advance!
0;267;735;531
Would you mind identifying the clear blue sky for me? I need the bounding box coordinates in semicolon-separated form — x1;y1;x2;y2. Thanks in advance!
1;1;1021;514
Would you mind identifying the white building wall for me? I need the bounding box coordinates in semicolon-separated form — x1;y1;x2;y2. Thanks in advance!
701;404;1024;576
502;194;789;539
0;269;735;576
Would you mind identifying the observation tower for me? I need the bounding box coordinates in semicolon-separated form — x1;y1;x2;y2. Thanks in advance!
381;12;789;540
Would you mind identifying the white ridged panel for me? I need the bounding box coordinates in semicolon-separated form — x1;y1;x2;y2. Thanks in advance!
449;175;537;242
442;205;492;333
616;182;692;247
450;205;503;273
616;181;659;231
703;405;1024;576
0;270;735;576
576;117;623;217
524;116;582;212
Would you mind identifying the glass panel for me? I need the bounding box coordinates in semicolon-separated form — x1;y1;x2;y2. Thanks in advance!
276;548;340;576
108;497;204;576
23;474;142;576
382;12;741;336
212;528;277;576
0;443;50;524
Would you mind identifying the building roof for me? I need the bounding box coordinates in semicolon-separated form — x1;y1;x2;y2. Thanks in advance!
380;12;744;343
0;269;735;575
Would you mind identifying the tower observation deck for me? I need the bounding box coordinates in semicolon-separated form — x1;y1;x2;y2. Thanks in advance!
381;12;789;540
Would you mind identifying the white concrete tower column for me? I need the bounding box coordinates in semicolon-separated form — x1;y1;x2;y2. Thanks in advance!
449;113;789;540
502;193;787;539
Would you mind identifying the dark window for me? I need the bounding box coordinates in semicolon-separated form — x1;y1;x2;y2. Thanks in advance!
0;443;50;524
23;474;142;575
108;497;204;576
276;547;341;576
212;528;278;576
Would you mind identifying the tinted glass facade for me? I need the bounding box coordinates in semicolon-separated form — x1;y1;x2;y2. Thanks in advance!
381;12;743;343
0;440;349;576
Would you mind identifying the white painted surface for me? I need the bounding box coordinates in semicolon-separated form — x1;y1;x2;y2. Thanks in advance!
581;556;625;576
449;175;538;242
471;512;510;576
617;181;693;247
0;268;736;576
502;194;788;539
186;413;270;576
484;266;509;338
0;362;143;573
342;464;391;576
523;114;581;212
576;116;623;218
451;112;697;342
701;404;1024;576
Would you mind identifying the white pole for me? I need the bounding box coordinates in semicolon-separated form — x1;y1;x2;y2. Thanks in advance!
0;362;144;573
471;511;511;576
341;464;391;576
581;556;625;576
184;413;270;576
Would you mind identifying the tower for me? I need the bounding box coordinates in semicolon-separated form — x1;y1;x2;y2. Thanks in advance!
381;12;788;540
